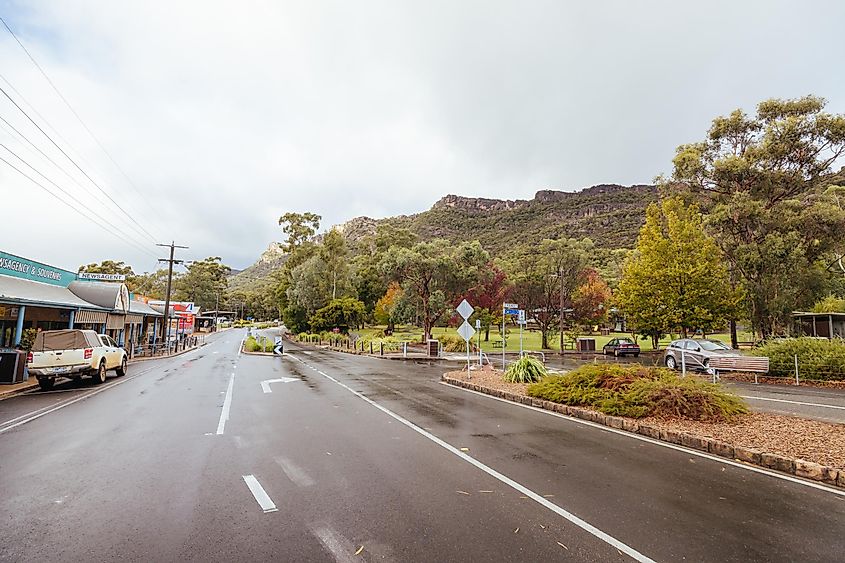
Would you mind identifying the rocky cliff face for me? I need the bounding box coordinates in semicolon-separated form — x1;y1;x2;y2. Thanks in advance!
432;194;525;213
428;184;655;212
334;216;378;242
258;242;286;264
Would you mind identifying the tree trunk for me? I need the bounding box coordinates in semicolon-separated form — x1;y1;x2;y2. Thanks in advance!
651;333;659;350
484;325;490;341
422;294;431;342
332;271;337;300
541;327;549;350
730;318;738;349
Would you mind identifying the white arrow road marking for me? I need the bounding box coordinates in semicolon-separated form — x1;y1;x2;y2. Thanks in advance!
260;377;300;393
242;475;278;513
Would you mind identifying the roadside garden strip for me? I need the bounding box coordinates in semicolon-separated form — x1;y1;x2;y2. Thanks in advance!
442;369;845;489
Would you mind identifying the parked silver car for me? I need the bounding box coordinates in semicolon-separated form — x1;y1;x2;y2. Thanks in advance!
663;339;740;371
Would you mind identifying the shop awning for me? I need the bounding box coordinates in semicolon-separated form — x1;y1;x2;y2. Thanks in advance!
0;274;109;311
75;310;108;324
129;300;163;317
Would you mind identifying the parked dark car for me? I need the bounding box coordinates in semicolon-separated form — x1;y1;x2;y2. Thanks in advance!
602;337;640;357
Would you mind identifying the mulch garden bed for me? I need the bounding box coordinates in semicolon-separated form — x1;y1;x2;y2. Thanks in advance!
445;368;845;485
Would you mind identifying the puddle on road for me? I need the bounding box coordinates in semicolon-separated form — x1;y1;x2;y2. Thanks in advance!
283;363;321;392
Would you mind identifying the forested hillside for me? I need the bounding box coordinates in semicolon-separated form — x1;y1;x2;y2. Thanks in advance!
232;183;656;289
379;184;657;254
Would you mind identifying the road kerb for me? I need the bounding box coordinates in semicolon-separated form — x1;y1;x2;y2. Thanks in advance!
441;374;843;490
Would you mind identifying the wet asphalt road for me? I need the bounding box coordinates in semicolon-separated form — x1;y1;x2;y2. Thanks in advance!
1;329;844;562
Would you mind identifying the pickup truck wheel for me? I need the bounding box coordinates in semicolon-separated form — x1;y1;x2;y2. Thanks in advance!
37;377;55;391
115;357;127;377
92;361;107;385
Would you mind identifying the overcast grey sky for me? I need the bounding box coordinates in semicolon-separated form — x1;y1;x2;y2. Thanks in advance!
1;0;843;272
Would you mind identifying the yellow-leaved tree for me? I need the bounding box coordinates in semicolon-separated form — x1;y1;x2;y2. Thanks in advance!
616;197;742;349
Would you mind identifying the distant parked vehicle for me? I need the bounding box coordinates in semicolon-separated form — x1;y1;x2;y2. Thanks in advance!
663;338;740;371
27;329;127;390
602;337;640;357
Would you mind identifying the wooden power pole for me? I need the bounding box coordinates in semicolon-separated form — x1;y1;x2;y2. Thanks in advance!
157;241;188;345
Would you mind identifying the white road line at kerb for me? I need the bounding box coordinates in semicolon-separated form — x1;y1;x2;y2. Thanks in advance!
216;373;235;435
285;354;654;563
740;395;845;411
242;474;278;513
446;382;845;498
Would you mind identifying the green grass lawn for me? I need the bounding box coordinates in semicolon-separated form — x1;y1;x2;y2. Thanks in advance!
353;325;753;353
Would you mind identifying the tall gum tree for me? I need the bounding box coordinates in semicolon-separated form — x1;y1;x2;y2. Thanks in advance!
670;96;845;338
380;239;488;342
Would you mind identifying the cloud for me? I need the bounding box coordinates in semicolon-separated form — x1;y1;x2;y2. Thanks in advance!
0;0;843;271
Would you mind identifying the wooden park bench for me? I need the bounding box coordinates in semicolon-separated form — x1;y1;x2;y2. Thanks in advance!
492;339;506;349
708;355;770;383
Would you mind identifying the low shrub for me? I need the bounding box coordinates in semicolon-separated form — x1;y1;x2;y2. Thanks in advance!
526;364;748;422
244;336;274;352
439;334;477;353
503;355;548;383
756;337;845;381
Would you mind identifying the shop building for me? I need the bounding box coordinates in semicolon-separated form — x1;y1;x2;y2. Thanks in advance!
0;251;163;351
0;252;110;347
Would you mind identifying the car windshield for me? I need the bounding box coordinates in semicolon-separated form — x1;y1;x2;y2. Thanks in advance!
699;340;730;351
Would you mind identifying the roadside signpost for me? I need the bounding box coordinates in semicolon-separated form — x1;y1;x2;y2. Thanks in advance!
274;337;284;356
502;302;518;369
517;309;526;356
475;319;482;366
456;299;475;372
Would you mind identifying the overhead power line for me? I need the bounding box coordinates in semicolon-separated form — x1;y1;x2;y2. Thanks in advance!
0;83;157;243
0;16;163;230
0;153;158;259
0;110;122;215
0;141;156;255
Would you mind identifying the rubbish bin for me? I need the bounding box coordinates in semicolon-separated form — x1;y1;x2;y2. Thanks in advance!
0;350;27;384
427;339;440;357
576;338;596;352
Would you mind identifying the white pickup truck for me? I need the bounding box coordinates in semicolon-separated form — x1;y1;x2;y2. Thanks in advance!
27;329;128;390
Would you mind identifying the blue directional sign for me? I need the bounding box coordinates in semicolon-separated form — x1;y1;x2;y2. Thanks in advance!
504;308;519;316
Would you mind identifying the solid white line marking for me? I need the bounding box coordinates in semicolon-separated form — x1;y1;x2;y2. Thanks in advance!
0;366;158;434
287;354;654;562
444;382;845;498
260;377;300;393
740;395;845;411
216;374;235;435
242;474;278;513
275;456;315;487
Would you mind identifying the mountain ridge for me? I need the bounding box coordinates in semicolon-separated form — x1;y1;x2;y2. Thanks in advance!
230;183;658;287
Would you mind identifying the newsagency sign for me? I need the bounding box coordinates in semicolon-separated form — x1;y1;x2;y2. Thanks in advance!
78;272;127;282
0;251;78;287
